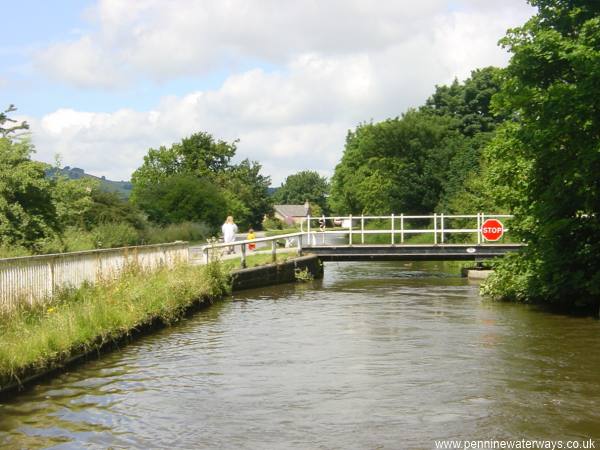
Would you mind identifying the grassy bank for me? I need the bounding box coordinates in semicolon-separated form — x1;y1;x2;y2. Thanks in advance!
222;248;299;270
0;261;230;390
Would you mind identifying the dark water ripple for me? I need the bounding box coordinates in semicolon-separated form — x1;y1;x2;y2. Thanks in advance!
1;261;599;449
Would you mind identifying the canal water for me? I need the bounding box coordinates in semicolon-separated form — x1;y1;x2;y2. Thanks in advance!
1;262;599;449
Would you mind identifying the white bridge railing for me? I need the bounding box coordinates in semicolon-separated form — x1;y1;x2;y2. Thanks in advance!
303;213;513;245
199;213;514;267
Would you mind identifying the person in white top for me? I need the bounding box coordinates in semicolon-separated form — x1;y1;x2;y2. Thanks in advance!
221;216;238;254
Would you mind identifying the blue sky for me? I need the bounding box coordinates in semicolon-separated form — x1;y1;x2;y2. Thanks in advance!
1;0;236;115
2;1;92;114
0;0;535;184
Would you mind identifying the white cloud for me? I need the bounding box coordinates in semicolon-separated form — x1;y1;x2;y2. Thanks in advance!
28;0;535;184
35;0;533;87
36;36;124;88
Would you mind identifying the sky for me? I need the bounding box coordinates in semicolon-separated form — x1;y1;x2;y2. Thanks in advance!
1;0;535;185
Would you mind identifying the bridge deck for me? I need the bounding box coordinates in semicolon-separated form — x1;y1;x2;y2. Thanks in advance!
305;244;524;261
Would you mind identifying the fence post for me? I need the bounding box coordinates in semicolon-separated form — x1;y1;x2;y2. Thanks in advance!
204;247;209;265
441;213;445;244
434;213;438;245
241;244;247;268
391;213;395;245
297;233;303;256
348;214;353;246
48;258;54;299
400;213;404;243
477;212;482;244
361;215;365;244
271;240;277;262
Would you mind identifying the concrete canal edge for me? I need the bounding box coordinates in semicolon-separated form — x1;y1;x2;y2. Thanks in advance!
461;268;494;280
231;254;323;291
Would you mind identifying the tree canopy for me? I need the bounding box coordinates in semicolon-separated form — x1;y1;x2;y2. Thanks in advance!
131;132;272;230
0;137;58;249
330;111;464;214
329;67;506;216
482;0;600;310
273;170;329;214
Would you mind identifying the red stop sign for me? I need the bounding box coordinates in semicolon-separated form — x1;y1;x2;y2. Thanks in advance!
481;218;504;241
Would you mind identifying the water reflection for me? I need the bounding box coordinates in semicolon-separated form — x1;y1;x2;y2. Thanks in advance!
1;262;599;449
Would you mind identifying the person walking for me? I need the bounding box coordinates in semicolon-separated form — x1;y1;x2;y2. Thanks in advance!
221;216;238;254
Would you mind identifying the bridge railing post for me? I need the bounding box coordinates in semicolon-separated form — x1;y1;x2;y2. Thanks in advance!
271;240;277;263
307;215;311;247
441;213;445;244
434;213;438;245
391;213;395;245
361;215;364;244
400;213;404;243
348;214;353;246
477;212;482;245
297;233;303;256
240;244;247;268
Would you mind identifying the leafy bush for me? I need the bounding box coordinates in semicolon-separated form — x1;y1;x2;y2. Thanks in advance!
480;253;537;302
263;216;284;230
142;221;210;244
0;245;31;259
92;223;140;249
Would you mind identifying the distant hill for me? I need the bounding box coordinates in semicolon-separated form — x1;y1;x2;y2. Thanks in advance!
47;166;133;198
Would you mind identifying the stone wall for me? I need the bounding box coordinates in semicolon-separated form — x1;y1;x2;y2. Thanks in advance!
231;254;323;291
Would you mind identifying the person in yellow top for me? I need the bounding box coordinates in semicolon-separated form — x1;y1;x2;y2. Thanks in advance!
247;228;256;251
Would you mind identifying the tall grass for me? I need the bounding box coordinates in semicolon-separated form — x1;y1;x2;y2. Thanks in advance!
0;221;212;259
142;222;210;244
0;261;230;388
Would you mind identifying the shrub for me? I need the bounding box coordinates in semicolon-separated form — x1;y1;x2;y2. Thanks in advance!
92;223;140;249
263;216;284;230
142;221;210;244
480;253;537;302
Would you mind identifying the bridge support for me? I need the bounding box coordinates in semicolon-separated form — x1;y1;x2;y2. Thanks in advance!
307;244;524;262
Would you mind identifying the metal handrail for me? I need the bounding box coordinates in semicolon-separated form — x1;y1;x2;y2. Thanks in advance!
303;213;513;246
200;232;304;267
199;213;515;267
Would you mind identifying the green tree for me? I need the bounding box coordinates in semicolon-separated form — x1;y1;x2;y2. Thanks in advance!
0;138;59;249
50;174;97;230
424;67;505;136
131;132;237;202
482;0;600;311
273;170;329;213
83;189;147;230
422;67;507;212
223;159;272;229
133;173;225;228
132;132;272;230
329;111;459;214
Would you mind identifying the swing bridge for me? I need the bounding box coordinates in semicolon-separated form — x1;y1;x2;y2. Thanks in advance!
194;213;525;267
